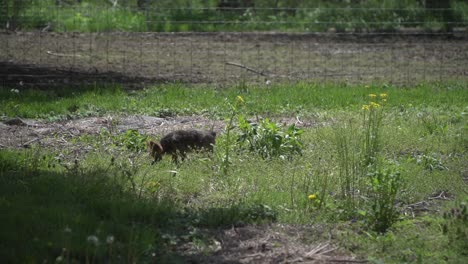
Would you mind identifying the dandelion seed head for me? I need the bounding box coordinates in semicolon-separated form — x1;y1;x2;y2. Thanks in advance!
106;235;115;244
87;235;99;246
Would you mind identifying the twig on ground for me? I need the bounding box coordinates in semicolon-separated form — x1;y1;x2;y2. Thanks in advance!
46;50;82;58
428;191;452;200
225;62;267;76
305;243;330;257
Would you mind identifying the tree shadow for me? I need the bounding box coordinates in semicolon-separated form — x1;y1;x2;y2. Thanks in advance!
0;150;277;263
0;61;168;91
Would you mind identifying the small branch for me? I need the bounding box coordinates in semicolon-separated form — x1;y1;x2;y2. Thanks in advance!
46;50;82;58
225;62;267;77
428;191;451;200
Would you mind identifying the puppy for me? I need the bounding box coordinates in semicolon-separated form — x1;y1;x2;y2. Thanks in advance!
148;130;216;164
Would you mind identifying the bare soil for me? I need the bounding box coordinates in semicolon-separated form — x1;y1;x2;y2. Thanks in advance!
0;115;320;150
1;31;467;88
178;224;364;264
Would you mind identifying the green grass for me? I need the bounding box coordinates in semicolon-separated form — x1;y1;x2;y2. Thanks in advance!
1;82;467;262
2;0;467;32
1;82;467;119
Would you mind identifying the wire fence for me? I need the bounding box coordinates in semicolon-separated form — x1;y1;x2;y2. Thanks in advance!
0;2;467;87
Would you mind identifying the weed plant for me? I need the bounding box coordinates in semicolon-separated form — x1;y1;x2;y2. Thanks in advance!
237;116;303;160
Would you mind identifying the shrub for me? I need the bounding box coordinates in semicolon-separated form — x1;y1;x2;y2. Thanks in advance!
237;116;304;160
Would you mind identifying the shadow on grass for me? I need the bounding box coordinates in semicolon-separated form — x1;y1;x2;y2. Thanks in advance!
0;150;276;263
0;61;168;91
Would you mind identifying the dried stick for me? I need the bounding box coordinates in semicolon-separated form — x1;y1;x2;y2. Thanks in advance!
225;61;267;77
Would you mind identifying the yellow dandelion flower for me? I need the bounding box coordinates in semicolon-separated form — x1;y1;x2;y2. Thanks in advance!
370;102;380;108
236;95;244;104
381;98;387;103
362;104;370;111
308;194;317;200
369;94;377;98
380;93;388;98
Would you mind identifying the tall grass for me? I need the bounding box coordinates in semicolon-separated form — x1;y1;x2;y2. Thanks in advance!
1;0;467;32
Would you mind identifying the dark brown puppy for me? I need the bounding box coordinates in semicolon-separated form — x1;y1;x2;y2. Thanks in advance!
148;130;216;164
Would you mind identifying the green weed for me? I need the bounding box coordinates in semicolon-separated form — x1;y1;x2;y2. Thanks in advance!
237;116;304;160
365;164;403;233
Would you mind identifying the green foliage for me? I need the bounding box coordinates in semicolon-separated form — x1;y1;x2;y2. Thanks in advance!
218;95;245;175
2;0;467;32
442;202;468;256
412;153;448;171
361;94;386;167
365;165;403;233
238;116;304;160
115;129;148;152
418;111;449;136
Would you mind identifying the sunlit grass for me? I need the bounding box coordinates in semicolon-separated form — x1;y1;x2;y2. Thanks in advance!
1;81;467;119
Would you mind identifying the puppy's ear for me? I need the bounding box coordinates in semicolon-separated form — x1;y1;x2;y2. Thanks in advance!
148;141;163;155
147;140;155;151
154;142;164;154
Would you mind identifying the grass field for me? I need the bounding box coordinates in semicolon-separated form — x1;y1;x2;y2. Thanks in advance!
1;82;467;262
2;0;467;32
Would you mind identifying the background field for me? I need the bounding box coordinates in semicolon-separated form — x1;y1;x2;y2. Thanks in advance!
1;1;467;263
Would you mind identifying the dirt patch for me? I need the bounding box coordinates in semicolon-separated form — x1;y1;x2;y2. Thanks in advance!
177;224;365;264
0;115;317;150
1;31;467;87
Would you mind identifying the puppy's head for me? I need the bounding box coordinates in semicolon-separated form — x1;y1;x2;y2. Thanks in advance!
147;140;164;163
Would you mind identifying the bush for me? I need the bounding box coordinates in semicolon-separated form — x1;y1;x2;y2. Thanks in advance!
237;116;303;160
